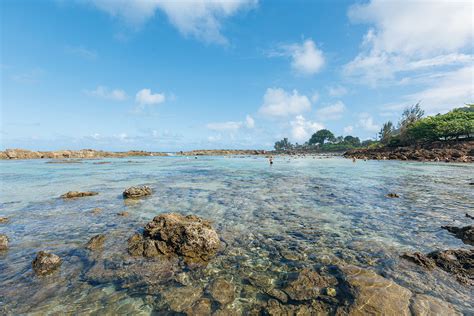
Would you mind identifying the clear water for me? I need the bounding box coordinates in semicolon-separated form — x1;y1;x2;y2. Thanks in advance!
0;156;473;314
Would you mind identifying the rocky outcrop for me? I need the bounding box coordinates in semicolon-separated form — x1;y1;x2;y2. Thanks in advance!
0;217;8;224
441;225;474;245
85;234;106;251
32;251;62;275
0;148;168;160
411;294;461;316
122;185;152;199
128;213;220;264
0;234;8;250
402;249;473;285
60;191;99;199
344;140;474;163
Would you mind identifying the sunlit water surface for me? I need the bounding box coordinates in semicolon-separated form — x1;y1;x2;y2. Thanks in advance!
0;156;473;314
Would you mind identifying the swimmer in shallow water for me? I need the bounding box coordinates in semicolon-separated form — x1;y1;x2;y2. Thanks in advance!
269;156;273;165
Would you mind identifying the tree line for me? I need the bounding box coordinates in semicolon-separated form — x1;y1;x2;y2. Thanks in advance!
274;103;473;152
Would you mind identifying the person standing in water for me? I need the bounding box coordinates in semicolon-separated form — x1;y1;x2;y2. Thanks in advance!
269;156;273;165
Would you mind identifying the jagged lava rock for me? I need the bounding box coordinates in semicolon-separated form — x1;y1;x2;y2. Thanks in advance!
122;185;152;199
441;225;474;245
32;251;62;275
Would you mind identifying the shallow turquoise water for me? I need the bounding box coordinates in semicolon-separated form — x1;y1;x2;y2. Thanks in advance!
0;156;473;314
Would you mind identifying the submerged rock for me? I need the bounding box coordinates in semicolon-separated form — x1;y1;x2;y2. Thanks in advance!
0;234;8;250
208;278;236;305
32;251;62;275
91;208;102;215
441;225;474;245
160;285;203;313
0;217;8;224
117;211;130;217
411;294;461;316
466;213;474;220
122;185;152;199
283;268;335;301
340;265;412;316
85;234;106;251
60;191;98;199
184;298;212;316
128;213;220;264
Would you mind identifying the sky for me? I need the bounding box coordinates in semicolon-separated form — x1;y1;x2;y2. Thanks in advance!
1;0;473;151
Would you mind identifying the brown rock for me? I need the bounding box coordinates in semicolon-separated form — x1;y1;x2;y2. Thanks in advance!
0;217;8;224
60;191;98;199
208;278;236;305
161;285;203;312
265;288;288;303
91;208;102;215
386;193;400;198
127;233;144;256
32;251;62;275
401;252;436;270
117;211;130;217
85;234;106;251
185;298;211;316
427;249;473;285
0;234;8;250
122;185;152;199
341;265;412;316
129;213;220;263
411;294;461;316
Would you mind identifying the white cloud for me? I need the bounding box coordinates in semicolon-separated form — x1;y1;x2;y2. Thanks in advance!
259;88;311;117
357;113;380;133
388;65;474;115
344;0;474;85
327;85;347;97
311;91;320;103
245;115;255;129
271;39;324;75
85;86;127;101
290;115;324;142
88;0;257;44
343;126;354;135
315;101;346;121
135;88;165;106
348;0;473;57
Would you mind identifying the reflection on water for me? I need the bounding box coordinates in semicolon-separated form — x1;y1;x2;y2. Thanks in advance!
0;156;473;314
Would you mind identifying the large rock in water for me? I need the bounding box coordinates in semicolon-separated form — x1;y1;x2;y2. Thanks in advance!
340;265;412;316
411;294;461;316
60;191;98;199
441;225;474;245
0;234;8;250
32;251;62;275
123;185;152;199
128;213;220;263
283;268;335;301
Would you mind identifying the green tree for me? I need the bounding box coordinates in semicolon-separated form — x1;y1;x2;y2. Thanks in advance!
379;121;395;144
309;129;335;145
343;135;361;146
274;138;293;151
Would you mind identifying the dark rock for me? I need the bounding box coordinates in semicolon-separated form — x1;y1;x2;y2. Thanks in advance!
340;265;412;315
85;234;106;251
32;251;62;275
386;193;400;198
122;185;152;199
128;213;220;264
0;234;8;250
466;213;474;220
208;278;236;305
283;268;335;301
427;249;473;285
401;252;436;270
0;217;8;224
60;191;98;199
441;225;474;245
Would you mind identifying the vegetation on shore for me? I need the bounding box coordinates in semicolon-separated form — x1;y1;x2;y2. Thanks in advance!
274;104;474;153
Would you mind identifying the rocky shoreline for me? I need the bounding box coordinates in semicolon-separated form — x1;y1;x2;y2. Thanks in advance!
344;140;474;163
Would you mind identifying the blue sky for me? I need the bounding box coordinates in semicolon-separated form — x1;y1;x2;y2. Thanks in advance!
1;0;472;151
